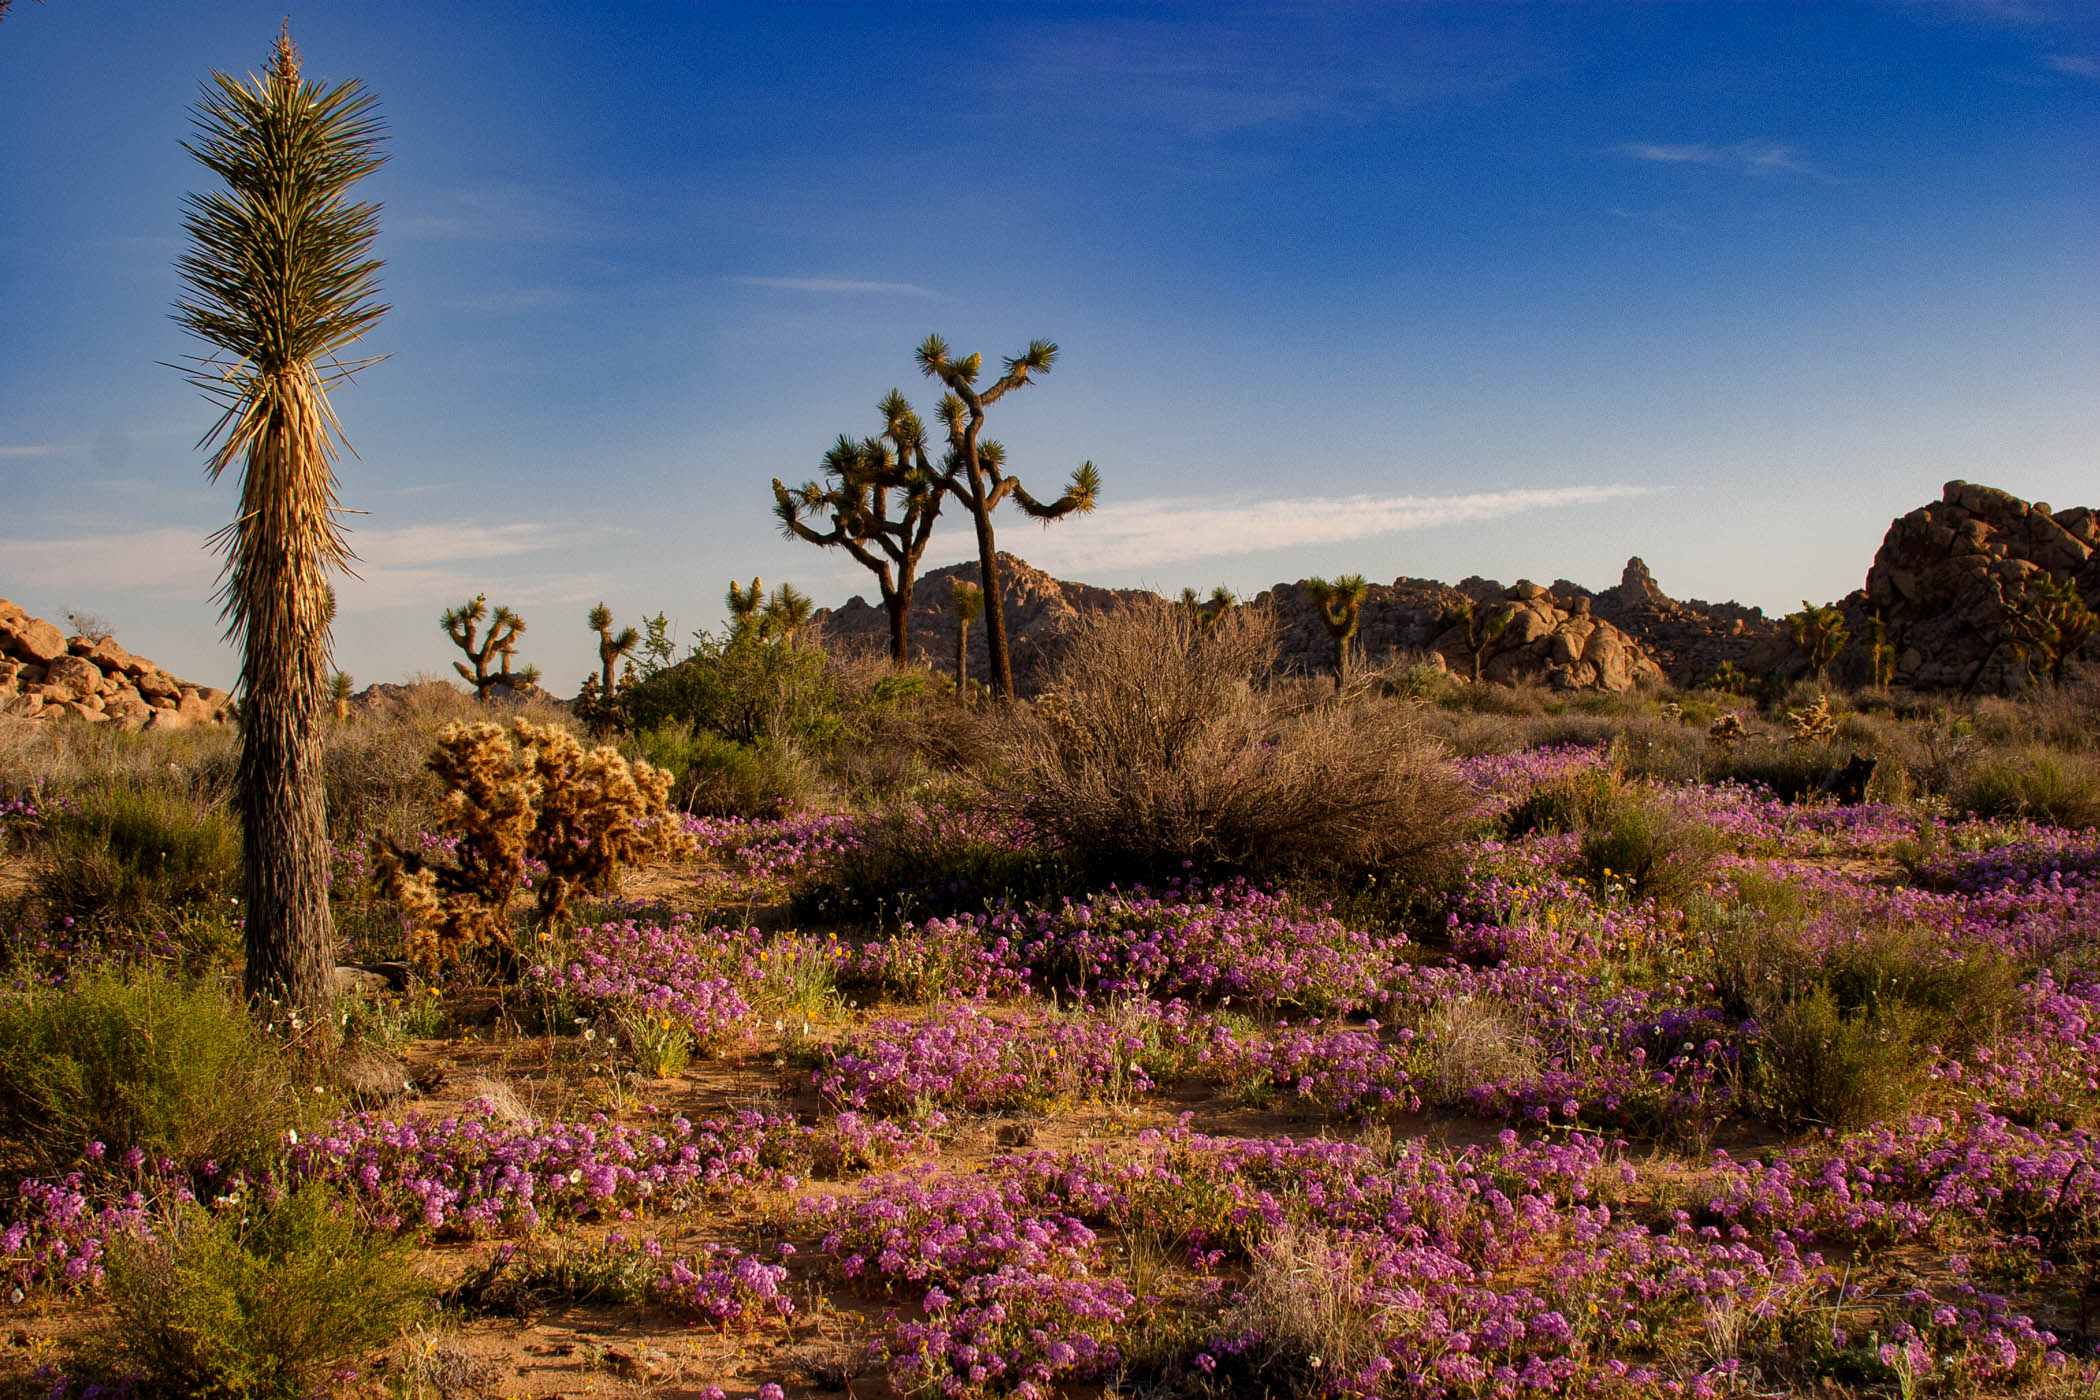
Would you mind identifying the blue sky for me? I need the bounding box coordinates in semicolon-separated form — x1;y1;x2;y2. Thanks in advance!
2;2;2095;690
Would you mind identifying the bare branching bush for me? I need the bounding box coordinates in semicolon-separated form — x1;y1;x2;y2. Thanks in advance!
375;719;694;970
996;601;1474;887
1227;1223;1392;1384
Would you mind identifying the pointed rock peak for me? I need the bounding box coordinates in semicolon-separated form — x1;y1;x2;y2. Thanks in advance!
1621;557;1661;596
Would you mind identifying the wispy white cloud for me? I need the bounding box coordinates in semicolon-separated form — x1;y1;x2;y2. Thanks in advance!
1616;141;1834;181
0;442;82;459
445;286;589;313
0;519;624;615
2045;53;2100;78
734;276;935;296
928;484;1659;576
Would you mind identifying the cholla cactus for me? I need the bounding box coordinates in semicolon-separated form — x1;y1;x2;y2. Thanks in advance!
1706;713;1745;747
1303;575;1369;690
374;718;695;970
1786;694;1838;745
442;594;540;702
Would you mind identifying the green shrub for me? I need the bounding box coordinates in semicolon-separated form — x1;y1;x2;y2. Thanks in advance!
0;972;299;1181
1572;789;1721;906
1955;749;2100;829
628;723;821;816
803;802;1078;926
622;629;842;749
94;1185;423;1399
1747;985;1929;1131
1502;765;1621;838
36;786;239;928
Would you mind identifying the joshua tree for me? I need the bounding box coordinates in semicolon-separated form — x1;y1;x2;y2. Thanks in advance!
950;579;984;695
915;335;1100;699
330;671;353;721
1786;600;1849;680
1179;586;1236;638
587;603;640;699
725;578;812;645
174;26;386;1030
1872;626;1899;693
443;595;539;702
774;392;944;664
1443;599;1515;684
1304;576;1369;690
2005;574;2098;688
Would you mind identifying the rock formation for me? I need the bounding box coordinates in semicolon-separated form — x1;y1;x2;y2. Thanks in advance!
1570;559;1787;688
816;559;1669;694
0;599;234;729
813;554;1154;692
1842;480;2099;694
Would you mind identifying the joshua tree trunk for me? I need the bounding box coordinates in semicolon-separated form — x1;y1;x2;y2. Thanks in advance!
973;515;1014;699
956;615;971;694
888;592;910;665
236;396;336;1027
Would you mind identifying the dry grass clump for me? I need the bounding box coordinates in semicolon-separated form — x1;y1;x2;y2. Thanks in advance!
996;601;1475;887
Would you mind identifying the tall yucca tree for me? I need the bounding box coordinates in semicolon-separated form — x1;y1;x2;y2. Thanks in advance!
916;335;1100;699
174;28;387;1031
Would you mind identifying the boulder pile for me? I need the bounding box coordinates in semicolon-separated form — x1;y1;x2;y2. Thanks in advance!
1424;581;1667;693
0;599;233;730
1844;480;2100;693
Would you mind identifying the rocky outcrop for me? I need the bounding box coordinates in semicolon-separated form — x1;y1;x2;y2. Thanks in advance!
817;559;1668;694
1569;559;1787;688
1844;480;2100;694
812;554;1154;692
0;600;233;729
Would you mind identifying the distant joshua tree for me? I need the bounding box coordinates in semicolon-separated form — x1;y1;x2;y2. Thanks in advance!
330;671;353;721
1864;612;1896;692
174;25;386;1030
950;579;984;696
774;392;944;664
1179;586;1236;638
587;603;640;699
443;595;539;702
1447;599;1515;685
915;335;1100;700
1786;600;1849;680
2005;574;2098;688
1303;575;1369;690
726;578;813;645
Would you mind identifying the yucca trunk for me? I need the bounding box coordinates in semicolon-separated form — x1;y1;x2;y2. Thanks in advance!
955;615;971;695
234;369;338;1023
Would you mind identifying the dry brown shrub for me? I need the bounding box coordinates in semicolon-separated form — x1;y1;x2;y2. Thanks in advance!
996;601;1475;887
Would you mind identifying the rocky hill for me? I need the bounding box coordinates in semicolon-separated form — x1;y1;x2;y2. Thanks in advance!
1836;480;2099;694
0;599;233;729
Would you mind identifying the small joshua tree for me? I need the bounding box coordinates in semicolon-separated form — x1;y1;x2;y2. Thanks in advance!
2004;574;2098;688
725;578;813;645
915;335;1101;699
1179;586;1236;639
1446;598;1514;685
374;718;694;971
329;671;352;722
1868;624;1897;693
774;392;944;664
443;595;539;702
588;603;640;700
1706;661;1749;696
1303;575;1369;691
1786;600;1849;680
950;579;984;695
